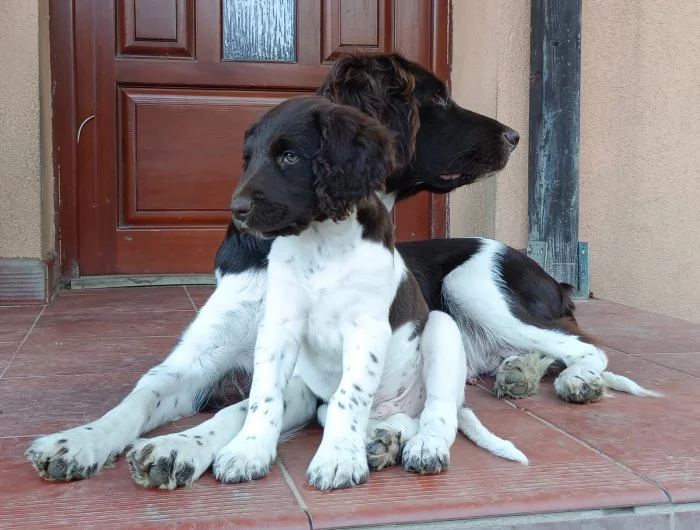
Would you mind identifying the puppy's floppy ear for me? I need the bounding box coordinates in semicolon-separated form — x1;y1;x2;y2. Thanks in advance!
312;103;396;221
317;53;418;164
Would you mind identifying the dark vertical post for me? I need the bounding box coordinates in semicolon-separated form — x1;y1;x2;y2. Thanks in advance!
528;0;582;288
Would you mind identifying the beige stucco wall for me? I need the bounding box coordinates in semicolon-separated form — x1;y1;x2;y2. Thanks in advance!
451;0;700;323
449;0;530;249
0;0;53;260
579;0;700;323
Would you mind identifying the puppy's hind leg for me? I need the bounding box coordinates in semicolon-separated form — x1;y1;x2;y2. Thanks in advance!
318;405;419;472
365;414;418;471
402;311;465;474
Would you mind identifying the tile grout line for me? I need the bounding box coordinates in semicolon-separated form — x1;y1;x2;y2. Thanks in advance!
2;370;147;380
26;333;188;341
490;390;675;504
633;355;700;382
183;286;198;311
277;457;314;530
631;352;700;356
0;305;46;379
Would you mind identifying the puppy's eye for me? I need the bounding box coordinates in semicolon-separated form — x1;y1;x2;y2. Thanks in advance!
281;152;299;165
433;91;448;106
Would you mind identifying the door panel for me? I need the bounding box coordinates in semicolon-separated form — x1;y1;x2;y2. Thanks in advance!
117;0;196;58
75;0;447;275
119;88;296;226
322;0;391;61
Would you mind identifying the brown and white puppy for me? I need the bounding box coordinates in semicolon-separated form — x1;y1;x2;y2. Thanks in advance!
216;96;527;490
28;54;659;492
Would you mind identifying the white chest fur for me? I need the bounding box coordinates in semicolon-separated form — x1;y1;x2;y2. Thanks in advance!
265;216;422;409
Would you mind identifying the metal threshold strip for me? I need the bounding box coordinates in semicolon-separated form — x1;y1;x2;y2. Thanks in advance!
69;274;216;290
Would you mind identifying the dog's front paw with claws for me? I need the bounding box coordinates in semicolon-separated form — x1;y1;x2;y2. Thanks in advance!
402;432;450;474
213;437;275;484
128;433;213;489
307;436;368;490
27;427;121;481
554;365;606;404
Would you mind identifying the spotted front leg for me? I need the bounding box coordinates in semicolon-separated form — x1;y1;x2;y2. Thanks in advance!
306;317;391;490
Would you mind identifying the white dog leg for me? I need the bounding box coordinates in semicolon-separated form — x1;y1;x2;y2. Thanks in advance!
402;311;465;474
128;375;317;489
27;272;264;481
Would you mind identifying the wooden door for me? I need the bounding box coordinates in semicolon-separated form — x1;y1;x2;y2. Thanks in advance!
72;0;448;275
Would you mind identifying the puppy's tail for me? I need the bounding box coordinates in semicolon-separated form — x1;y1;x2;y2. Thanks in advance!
458;407;528;465
602;371;663;397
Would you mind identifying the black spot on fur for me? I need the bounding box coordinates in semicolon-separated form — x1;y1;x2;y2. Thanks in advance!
264;396;274;403
390;273;429;333
175;462;195;485
357;195;394;249
338;402;346;409
369;352;379;363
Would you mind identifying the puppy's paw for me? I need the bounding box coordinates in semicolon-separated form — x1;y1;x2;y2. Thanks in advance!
554;366;605;404
366;427;403;471
127;432;212;490
307;436;368;490
493;353;553;399
27;427;121;481
402;432;450;474
213;437;275;484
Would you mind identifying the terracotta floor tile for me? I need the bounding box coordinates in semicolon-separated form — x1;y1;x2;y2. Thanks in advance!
635;352;700;379
0;342;20;374
0;372;142;437
0;374;226;439
30;310;194;342
6;335;180;377
0;306;43;342
278;386;664;529
45;287;194;315
576;299;700;354
0;437;309;529
509;348;700;503
185;285;215;308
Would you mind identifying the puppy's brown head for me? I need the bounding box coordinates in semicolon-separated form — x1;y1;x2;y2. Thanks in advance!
318;53;520;200
231;96;395;238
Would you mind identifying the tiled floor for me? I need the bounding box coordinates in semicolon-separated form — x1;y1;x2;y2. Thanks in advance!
1;287;699;529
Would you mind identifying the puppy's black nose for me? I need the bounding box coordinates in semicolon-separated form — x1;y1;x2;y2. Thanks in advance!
502;128;520;149
231;197;253;218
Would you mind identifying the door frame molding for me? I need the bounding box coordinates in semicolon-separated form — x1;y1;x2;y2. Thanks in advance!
49;0;452;278
49;0;80;279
